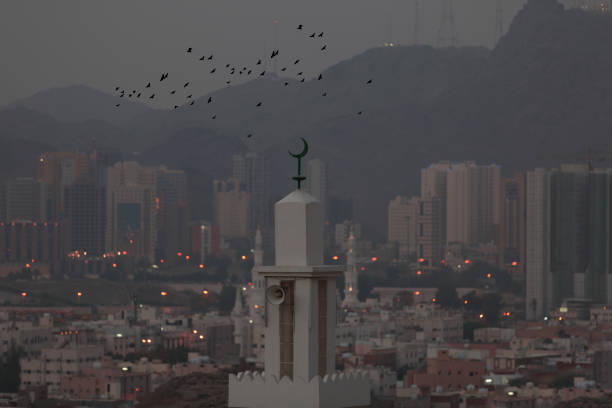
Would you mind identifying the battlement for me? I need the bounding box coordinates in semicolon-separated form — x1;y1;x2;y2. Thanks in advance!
228;370;371;408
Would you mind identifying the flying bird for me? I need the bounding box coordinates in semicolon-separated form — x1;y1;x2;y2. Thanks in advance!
184;82;190;87
321;45;327;51
226;80;231;84
186;47;192;53
225;63;230;68
318;32;324;37
247;70;252;75
297;71;303;76
120;94;125;98
357;111;363;115
170;90;176;94
300;78;305;83
297;24;303;30
207;96;212;103
149;94;155;99
137;93;141;98
256;102;262;107
284;82;289;86
189;101;195;105
208;55;213;60
115;103;120;107
366;79;373;84
199;56;206;61
128;94;132;98
271;50;279;58
210;68;216;73
187;94;192;98
294;59;300;65
247;133;253;138
322;92;327;96
260;71;266;76
256;59;262;65
146;82;151;88
160;73;168;81
309;33;315;38
281;67;287;72
174;105;179;109
115;87;120;91
318;74;323;80
212;114;216;119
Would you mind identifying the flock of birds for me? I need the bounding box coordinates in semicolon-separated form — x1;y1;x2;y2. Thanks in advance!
113;24;375;138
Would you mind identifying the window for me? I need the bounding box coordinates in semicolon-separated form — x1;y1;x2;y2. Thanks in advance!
419;201;424;215
419;224;424;236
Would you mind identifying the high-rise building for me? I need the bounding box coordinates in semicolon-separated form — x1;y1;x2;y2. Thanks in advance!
37;152;89;219
106;162;157;263
446;162;501;246
388;196;419;259
421;161;450;243
156;166;189;261
213;179;250;240
5;177;46;222
232;153;271;230
64;183;106;256
304;159;327;208
499;173;527;273
416;197;442;268
334;220;362;248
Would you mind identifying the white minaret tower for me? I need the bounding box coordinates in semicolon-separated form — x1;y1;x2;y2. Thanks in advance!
248;228;266;318
232;287;251;359
343;228;359;307
229;139;369;408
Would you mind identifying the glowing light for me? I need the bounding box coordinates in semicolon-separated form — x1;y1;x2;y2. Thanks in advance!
441;259;446;264
122;367;129;372
116;333;123;338
199;334;204;339
464;259;471;264
202;290;209;295
418;258;425;263
249;319;254;324
414;291;421;296
129;240;134;244
242;287;247;291
193;329;198;334
147;339;152;344
160;259;165;264
348;286;353;292
122;251;127;255
332;256;339;261
135;388;140;392
199;264;204;269
112;263;117;268
25;264;30;268
511;261;518;266
117;251;121;256
185;255;190;260
254;304;259;309
141;339;146;343
177;252;183;257
416;270;422;275
77;292;82;297
464;300;468;304
241;255;247;260
604;306;608;311
558;316;563;321
485;378;493;384
160;291;167;296
20;292;27;297
486;273;492;279
479;313;484;319
432;298;436;303
507;391;515;397
371;257;378;262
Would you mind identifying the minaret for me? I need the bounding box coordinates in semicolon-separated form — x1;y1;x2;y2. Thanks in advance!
248;228;266;318
232;287;250;359
343;228;359;307
229;138;369;408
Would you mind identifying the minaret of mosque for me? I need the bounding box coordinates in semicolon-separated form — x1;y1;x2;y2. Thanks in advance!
248;228;265;319
343;227;359;306
232;287;250;359
229;138;369;408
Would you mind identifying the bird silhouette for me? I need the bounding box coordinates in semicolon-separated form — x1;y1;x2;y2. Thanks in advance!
322;92;327;96
207;96;212;103
318;74;323;80
225;63;230;68
210;68;216;73
149;94;155;99
187;94;192;98
357;111;363;115
260;71;266;76
284;82;289;86
212;114;216;119
281;67;287;72
115;103;121;107
247;133;253;138
226;80;231;84
294;59;300;65
256;59;262;65
256;102;262;107
271;50;279;58
146;82;151;88
247;70;252;75
297;24;303;30
300;78;305;83
128;94;132;98
297;71;303;76
318;32;324;37
115;87;120;91
184;82;190;87
170;90;176;94
120;94;125;98
309;33;315;38
160;73;168;81
321;45;327;51
174;105;179;109
137;93;141;98
366;79;373;84
189;101;195;105
208;55;213;60
186;47;192;53
199;56;206;61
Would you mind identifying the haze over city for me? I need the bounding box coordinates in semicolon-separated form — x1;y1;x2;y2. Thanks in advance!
3;0;612;407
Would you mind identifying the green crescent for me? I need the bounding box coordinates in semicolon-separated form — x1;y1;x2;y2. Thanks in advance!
288;137;309;159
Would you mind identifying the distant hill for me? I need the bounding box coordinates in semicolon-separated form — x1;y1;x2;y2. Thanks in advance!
4;84;153;125
3;0;612;238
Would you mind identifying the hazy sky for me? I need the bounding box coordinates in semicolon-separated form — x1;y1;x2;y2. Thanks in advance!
0;0;529;108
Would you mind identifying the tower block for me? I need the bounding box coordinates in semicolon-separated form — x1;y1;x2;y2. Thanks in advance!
229;165;369;407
